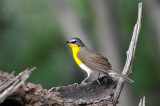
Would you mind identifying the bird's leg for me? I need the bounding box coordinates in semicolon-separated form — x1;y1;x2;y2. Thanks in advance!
81;75;90;84
81;72;91;84
91;73;100;81
96;73;101;84
91;73;101;84
97;73;100;79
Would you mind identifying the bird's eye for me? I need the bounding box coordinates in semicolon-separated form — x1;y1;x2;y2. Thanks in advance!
71;40;77;44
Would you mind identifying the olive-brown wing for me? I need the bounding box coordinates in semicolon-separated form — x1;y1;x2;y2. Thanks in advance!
77;49;112;75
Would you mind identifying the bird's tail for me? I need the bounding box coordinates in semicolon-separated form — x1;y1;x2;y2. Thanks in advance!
110;70;134;83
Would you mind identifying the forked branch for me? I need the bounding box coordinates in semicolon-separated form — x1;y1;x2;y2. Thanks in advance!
138;96;145;106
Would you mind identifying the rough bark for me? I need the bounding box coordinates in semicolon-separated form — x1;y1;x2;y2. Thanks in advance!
0;67;36;104
0;71;116;106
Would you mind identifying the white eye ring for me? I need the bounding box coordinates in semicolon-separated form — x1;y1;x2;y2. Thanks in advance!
71;40;77;44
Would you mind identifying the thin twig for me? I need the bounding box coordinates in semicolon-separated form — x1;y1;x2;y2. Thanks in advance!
138;96;145;106
113;2;142;105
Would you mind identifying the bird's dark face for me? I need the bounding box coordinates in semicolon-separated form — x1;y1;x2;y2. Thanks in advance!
65;38;85;47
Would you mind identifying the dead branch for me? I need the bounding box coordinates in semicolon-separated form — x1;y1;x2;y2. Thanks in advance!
138;96;145;106
0;67;36;103
113;2;142;105
0;70;116;106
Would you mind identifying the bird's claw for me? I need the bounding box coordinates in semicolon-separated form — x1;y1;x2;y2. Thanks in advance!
81;81;87;85
96;79;101;85
92;78;101;85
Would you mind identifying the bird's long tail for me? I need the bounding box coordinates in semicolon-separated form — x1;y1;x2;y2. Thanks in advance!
110;70;134;83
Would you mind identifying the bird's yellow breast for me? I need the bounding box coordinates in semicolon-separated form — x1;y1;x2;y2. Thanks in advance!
69;44;83;66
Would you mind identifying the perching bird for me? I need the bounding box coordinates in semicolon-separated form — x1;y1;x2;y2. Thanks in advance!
65;37;134;84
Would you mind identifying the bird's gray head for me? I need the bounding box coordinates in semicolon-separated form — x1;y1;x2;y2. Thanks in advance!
65;37;85;47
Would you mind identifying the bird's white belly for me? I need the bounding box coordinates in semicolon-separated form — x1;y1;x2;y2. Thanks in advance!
80;64;93;75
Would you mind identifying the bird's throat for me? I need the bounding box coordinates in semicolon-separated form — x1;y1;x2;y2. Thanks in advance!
69;44;83;66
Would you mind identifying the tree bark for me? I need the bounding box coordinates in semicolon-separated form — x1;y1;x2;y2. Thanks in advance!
0;70;116;106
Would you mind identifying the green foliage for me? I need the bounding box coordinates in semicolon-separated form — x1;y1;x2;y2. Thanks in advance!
0;0;74;88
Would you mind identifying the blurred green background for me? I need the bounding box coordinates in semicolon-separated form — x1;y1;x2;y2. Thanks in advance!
0;0;160;106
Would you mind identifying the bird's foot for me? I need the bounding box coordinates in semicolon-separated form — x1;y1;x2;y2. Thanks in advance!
81;81;87;85
96;79;101;85
92;78;101;85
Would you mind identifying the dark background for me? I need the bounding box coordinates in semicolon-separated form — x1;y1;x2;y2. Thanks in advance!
0;0;159;106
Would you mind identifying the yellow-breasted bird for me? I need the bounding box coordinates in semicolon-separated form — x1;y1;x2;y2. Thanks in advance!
65;37;134;84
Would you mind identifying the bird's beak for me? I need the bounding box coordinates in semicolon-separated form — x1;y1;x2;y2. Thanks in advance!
65;41;70;44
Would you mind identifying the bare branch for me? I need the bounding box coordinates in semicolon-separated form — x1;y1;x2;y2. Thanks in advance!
0;67;36;103
138;96;145;106
113;2;142;104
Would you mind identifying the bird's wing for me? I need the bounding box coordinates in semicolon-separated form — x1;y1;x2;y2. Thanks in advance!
77;48;112;75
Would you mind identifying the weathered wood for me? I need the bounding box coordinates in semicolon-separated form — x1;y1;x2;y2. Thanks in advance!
0;71;116;106
0;68;36;104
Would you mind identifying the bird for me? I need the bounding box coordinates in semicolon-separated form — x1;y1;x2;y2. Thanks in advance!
65;37;134;84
